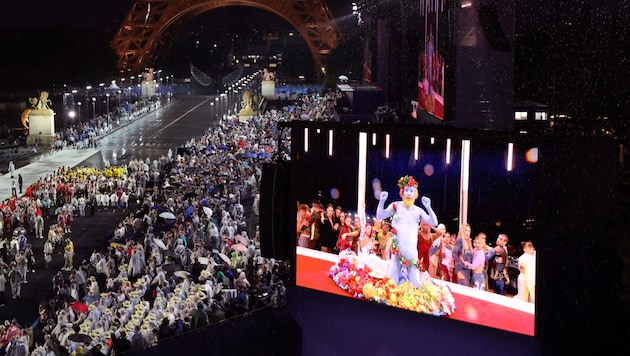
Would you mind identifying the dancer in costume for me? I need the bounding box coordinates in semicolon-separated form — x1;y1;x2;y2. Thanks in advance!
376;175;438;287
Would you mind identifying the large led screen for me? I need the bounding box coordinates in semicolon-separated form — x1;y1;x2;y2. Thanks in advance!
416;0;447;120
289;122;538;336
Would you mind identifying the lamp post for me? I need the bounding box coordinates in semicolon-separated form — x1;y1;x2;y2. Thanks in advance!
92;97;96;120
77;102;82;123
106;93;110;119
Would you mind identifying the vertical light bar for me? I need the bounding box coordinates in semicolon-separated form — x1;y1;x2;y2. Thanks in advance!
303;128;309;152
328;129;334;156
445;138;452;165
372;133;377;146
385;134;391;158
459;140;471;225
430;137;435;145
507;142;514;171
358;132;368;222
414;136;420;160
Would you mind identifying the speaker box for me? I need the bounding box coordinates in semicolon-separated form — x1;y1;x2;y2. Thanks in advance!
478;5;510;51
259;162;292;260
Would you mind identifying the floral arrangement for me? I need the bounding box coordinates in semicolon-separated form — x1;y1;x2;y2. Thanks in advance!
328;250;373;298
397;175;418;189
390;203;398;222
391;237;421;269
328;250;456;315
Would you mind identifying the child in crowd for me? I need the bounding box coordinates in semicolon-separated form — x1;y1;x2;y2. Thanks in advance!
464;235;487;290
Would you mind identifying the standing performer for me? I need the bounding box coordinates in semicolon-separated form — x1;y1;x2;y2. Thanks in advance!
376;175;438;287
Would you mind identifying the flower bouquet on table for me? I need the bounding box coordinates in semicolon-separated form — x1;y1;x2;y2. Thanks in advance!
329;250;456;316
328;249;373;298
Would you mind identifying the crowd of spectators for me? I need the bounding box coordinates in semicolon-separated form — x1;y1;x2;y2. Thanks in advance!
51;100;165;152
0;89;345;355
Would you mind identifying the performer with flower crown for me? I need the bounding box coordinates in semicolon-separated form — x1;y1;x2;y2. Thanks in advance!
376;175;438;287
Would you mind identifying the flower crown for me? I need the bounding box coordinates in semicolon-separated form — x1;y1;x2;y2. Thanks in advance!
397;175;418;190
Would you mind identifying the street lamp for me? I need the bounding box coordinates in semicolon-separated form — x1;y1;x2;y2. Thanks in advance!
106;93;110;118
77;102;82;123
92;97;96;120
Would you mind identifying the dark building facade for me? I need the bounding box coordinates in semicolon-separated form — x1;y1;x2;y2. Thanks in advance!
358;0;515;131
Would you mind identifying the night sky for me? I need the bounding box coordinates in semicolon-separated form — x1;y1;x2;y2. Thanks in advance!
0;0;628;125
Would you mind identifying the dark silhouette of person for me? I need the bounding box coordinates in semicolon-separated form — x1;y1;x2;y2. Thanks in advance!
18;174;23;194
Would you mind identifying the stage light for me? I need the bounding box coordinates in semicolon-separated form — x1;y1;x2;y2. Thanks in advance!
372;133;377;146
358;132;368;220
431;137;435;145
372;178;382;200
459;140;471;225
507;143;514;171
328;129;333;156
525;147;539;163
385;134;390;159
414;136;420;160
304;128;309;152
445;138;452;165
330;187;340;200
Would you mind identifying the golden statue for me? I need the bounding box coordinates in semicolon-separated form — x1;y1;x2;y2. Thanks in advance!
21;108;31;129
21;91;54;129
239;90;257;116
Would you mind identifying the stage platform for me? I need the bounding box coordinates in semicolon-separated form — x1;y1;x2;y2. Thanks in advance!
296;246;534;336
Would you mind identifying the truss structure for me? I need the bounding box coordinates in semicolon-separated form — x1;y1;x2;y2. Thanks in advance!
111;0;343;76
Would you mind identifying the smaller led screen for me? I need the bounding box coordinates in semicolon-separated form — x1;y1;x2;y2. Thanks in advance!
290;123;538;336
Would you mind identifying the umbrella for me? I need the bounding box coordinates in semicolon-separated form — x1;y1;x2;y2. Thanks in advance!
68;333;92;344
71;302;89;313
338;75;349;81
218;253;231;264
54;293;76;303
243;152;257;159
159;212;176;220
234;234;248;245
163;249;178;259
151;275;161;285
185;206;194;218
218;145;229;150
174;271;191;279
197;257;211;265
202;206;213;217
231;243;248;252
162;263;183;274
257;151;271;159
153;239;167;250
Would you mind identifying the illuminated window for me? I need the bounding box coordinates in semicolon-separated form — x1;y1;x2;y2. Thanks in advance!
535;112;547;121
515;112;528;121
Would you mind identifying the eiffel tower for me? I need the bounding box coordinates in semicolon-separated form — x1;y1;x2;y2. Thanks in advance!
111;0;343;76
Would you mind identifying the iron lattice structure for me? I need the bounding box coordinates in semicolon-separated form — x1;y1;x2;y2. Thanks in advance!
111;0;343;76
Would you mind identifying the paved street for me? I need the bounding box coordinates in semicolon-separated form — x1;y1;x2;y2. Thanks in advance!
0;96;235;325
